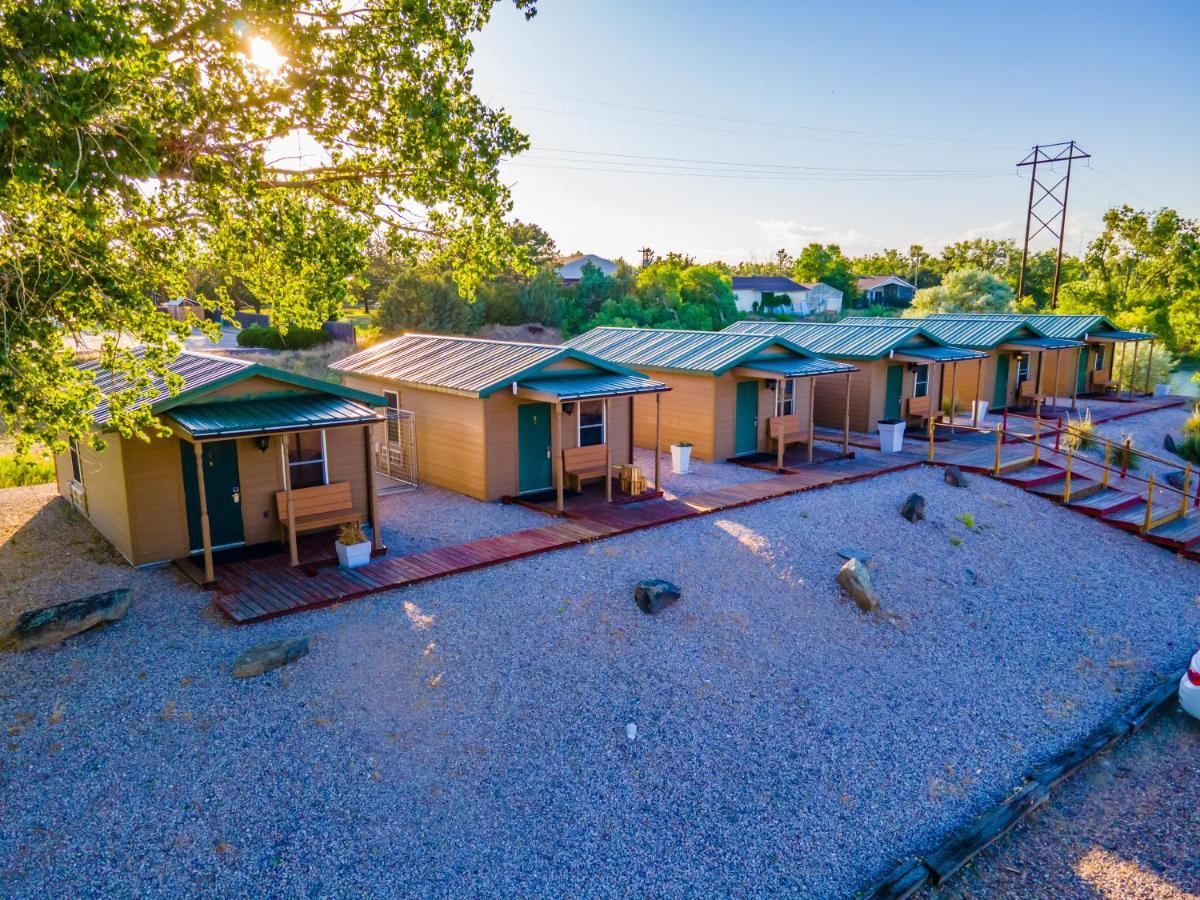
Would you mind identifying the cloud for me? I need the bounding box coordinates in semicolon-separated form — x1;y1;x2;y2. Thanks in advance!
754;219;868;251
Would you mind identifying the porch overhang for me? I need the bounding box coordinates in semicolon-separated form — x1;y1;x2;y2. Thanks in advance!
730;356;856;380
890;346;986;364
167;394;383;439
514;372;668;403
1083;330;1155;343
999;337;1085;351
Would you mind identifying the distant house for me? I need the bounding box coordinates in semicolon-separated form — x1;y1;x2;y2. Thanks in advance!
730;277;843;316
856;275;915;308
556;254;618;284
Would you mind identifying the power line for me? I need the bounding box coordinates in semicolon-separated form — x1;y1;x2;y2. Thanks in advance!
503;158;1017;183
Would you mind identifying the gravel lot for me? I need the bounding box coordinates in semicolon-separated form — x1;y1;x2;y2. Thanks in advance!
374;483;550;554
1;467;1198;897
931;708;1200;899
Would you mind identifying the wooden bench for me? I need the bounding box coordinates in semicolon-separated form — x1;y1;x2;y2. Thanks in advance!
563;444;608;492
274;482;360;543
1019;380;1042;402
905;394;932;425
768;414;804;448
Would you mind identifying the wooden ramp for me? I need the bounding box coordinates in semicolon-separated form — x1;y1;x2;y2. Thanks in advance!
212;453;923;624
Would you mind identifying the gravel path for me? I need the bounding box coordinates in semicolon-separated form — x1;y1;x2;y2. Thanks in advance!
1;469;1197;897
633;447;769;498
930;708;1200;899
374;483;549;554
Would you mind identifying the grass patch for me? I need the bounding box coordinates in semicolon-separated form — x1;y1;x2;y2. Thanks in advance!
0;453;55;487
1113;434;1140;471
1174;433;1200;466
1064;409;1097;452
956;512;976;530
1184;407;1200;437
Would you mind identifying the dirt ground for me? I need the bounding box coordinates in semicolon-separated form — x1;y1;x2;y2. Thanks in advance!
929;705;1200;899
0;484;132;623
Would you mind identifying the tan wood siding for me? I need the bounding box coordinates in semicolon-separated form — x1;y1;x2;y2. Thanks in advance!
69;438;134;562
324;425;372;519
122;434;189;565
632;372;718;461
485;393;519;500
814;362;874;432
236;435;285;547
200;374;317;401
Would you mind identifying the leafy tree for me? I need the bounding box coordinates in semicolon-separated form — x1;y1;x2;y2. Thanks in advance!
375;270;481;336
792;243;858;304
906;269;1015;316
519;267;563;326
0;0;536;448
506;220;559;271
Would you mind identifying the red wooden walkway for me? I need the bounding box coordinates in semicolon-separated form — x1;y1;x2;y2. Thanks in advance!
212;453;923;624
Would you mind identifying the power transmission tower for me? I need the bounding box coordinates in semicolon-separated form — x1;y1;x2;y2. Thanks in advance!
1016;140;1090;308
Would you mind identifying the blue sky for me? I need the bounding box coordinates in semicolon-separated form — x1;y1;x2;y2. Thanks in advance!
470;0;1200;265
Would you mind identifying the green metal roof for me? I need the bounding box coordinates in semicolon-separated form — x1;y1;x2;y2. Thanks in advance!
1003;335;1086;350
80;348;384;428
518;372;668;401
840;315;1046;350
897;345;989;363
167;395;382;438
735;355;857;377
924;313;1154;342
722;320;951;360
330;333;644;397
565;326;839;375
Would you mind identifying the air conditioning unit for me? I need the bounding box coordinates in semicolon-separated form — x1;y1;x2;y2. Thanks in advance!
68;481;87;515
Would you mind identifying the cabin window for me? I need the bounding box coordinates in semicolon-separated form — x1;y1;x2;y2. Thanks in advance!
577;400;605;447
68;437;83;484
775;379;796;416
912;365;930;398
383;390;401;444
1016;353;1030;384
1093;346;1105;371
288;430;328;489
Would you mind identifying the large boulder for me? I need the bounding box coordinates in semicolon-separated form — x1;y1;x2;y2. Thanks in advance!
233;637;310;679
944;465;969;488
836;558;880;613
1165;469;1188;491
1;588;130;651
634;579;681;615
900;493;926;523
1164;433;1178;455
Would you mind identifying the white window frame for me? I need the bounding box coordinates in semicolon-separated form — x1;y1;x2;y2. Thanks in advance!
775;379;796;416
383;390;401;444
577;399;606;447
288;429;329;487
913;365;929;398
1093;346;1105;372
68;436;83;485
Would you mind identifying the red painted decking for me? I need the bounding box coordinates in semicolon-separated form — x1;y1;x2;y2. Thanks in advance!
212;453;923;624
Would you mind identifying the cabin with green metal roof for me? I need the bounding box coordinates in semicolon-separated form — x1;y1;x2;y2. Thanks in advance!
331;333;668;510
564;326;858;464
55;349;387;582
722;320;984;434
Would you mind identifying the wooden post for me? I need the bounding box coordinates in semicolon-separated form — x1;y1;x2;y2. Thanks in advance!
603;397;612;503
993;427;1003;475
364;424;382;552
1142;473;1155;533
1121;436;1131;479
1144;339;1155;395
1180;463;1191;516
1114;342;1124;397
806;378;816;463
947;361;958;435
627;396;634;463
774;380;784;471
1102;440;1112;489
1063;449;1073;502
927;418;935;462
1050;349;1061;413
553;402;564;514
1071;346;1081;411
280;435;298;566
193;441;214;584
1033;417;1041;464
653;392;662;492
972;360;983;427
1128;341;1139;400
842;371;851;454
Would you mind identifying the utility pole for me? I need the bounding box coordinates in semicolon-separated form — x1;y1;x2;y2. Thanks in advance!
639;246;654;269
1016;141;1090;308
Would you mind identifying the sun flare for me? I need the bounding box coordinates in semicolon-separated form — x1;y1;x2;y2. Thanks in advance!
248;36;285;73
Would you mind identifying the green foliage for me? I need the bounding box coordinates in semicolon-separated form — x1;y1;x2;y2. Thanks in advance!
0;453;56;487
949;537;965;547
1174;434;1200;466
1112;341;1177;388
907;269;1015;316
956;512;976;530
847;305;900;319
792;243;858;304
519;267;564;326
1183;407;1200;436
375;271;482;335
1113;435;1140;471
236;324;330;351
1064;409;1097;452
0;0;536;449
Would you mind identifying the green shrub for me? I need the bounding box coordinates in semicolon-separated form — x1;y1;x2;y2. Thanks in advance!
0;453;56;487
236;324;331;350
1064;409;1097;452
1175;434;1200;466
1113;435;1140;471
1184;407;1200;436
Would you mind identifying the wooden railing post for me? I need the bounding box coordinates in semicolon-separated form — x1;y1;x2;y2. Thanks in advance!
1181;463;1192;517
1063;449;1073;502
993;427;1003;475
1054;417;1063;452
927;418;935;462
1142;474;1155;533
1033;418;1041;464
1121;436;1131;479
1102;440;1112;489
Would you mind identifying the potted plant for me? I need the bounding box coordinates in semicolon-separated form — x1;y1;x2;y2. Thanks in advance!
335;523;372;569
670;441;693;474
877;419;906;453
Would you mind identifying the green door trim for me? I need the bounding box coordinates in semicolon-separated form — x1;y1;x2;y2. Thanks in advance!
992;354;1011;409
180;439;245;552
1076;346;1090;394
733;380;759;456
517;402;553;494
883;364;904;421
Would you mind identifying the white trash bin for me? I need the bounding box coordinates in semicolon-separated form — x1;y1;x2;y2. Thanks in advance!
670;443;693;474
877;419;906;453
971;400;990;422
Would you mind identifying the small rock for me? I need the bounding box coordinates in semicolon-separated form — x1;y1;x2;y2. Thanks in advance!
625;723;637;741
944;465;969;488
964;568;978;584
900;493;926;523
634;579;681;615
1163;433;1177;455
836;558;880;613
1165;469;1187;490
233;637;310;679
836;548;872;565
1;588;130;651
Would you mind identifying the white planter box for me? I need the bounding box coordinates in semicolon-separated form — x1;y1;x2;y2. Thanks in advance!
336;540;372;569
670;444;692;474
1154;383;1172;397
877;420;906;453
971;400;990;421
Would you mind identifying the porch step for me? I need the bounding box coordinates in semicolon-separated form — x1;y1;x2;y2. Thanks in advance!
995;455;1038;475
1063;480;1106;502
1147;509;1200;547
999;462;1064;488
1067;487;1141;516
1101;500;1149;531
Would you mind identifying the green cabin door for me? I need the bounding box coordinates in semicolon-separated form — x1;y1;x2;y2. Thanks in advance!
734;380;759;456
992;354;1011;409
517;402;553;493
883;364;904;420
1076;347;1090;394
180;439;244;552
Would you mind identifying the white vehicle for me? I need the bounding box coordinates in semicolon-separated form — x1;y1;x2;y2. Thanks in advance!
1181;650;1200;720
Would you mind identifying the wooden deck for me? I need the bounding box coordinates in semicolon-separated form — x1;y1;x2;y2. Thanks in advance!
212;453;923;624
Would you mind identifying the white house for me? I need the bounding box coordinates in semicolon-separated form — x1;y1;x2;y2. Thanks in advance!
556;253;618;284
730;276;843;316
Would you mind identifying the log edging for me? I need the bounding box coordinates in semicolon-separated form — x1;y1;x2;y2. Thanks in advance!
858;666;1187;899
